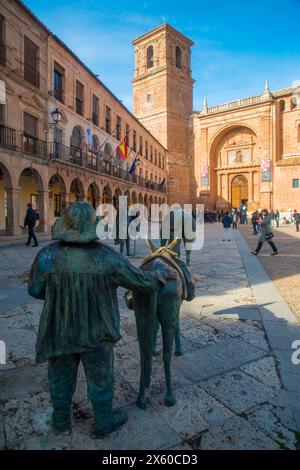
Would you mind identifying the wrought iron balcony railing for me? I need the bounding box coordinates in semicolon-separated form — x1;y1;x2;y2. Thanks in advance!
0;125;16;149
22;134;47;159
48;142;166;193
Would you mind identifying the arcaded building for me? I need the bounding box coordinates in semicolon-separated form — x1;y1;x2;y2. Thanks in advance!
132;25;300;212
0;1;299;238
0;0;167;237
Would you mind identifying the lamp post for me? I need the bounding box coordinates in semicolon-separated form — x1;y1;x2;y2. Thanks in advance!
44;108;62;159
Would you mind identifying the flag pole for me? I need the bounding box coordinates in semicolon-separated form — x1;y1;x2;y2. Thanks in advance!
99;127;117;150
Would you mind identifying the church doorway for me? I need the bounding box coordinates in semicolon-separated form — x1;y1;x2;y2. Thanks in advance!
231;175;248;209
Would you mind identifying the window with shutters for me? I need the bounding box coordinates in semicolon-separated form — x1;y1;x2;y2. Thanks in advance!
54;63;64;103
116;115;121;140
23;112;38;154
139;136;143;155
0;15;5;66
133;130;137;151
76;81;84;116
92;95;99;126
126;124;130;147
105;106;111;134
150;145;153;162
24;37;39;88
145;141;148;159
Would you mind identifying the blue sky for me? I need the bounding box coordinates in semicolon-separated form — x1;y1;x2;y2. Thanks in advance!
24;0;300;110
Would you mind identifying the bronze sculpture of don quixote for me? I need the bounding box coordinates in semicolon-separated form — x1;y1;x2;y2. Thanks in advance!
28;201;195;436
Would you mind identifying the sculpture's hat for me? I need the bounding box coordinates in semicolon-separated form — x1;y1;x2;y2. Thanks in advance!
52;201;98;243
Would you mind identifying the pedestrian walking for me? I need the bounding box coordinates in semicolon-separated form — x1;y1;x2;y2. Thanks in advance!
232;210;238;230
293;209;300;232
24;203;39;247
251;209;278;256
222;211;232;241
251;211;258;235
274;210;280;228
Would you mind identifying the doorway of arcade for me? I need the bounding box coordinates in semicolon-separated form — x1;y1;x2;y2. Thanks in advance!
231;175;248;209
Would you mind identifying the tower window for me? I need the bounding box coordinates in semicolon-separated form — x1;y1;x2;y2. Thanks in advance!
176;46;182;69
293;179;299;189
291;97;297;110
147;46;154;69
279;100;285;112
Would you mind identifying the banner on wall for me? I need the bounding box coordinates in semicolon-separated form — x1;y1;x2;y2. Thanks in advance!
261;159;271;182
201;165;209;186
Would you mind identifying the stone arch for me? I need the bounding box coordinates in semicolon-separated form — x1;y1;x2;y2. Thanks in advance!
124;190;130;206
144;194;148;208
103;184;112;204
231;174;249;209
104;143;112;161
87;182;100;210
209;123;262;157
138;192;143;204
18;167;45;228
0;162;13;234
70;178;84;203
70;126;84;148
209;124;261;209
113;188;122;209
70;126;85;164
131;191;137;204
49;173;67;224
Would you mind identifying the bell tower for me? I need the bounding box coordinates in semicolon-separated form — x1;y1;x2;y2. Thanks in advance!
132;24;194;204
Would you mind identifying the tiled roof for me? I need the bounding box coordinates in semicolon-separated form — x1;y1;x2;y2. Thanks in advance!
272;86;299;98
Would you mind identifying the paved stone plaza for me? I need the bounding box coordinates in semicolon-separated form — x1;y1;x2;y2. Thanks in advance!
0;224;300;450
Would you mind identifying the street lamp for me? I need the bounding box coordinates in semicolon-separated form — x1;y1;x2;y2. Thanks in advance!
51;108;62;125
44;108;62;159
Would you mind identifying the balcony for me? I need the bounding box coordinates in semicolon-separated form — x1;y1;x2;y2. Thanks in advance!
0;44;6;66
0;125;16;149
48;142;166;193
0;132;165;193
22;134;47;159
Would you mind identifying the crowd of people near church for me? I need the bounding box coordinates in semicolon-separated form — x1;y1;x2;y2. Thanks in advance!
203;205;300;256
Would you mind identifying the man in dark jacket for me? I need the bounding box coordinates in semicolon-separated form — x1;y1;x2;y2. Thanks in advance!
222;211;232;241
293;209;300;232
28;202;175;437
24;203;38;247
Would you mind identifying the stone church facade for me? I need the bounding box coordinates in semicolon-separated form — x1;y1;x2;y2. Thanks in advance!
132;24;300;212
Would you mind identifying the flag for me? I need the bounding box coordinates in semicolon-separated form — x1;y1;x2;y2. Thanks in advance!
85;128;93;149
159;177;166;187
116;137;128;161
129;154;140;174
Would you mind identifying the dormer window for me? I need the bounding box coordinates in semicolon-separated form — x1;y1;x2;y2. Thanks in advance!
176;46;182;69
147;46;154;69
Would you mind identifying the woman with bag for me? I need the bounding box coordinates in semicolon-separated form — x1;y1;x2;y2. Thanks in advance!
251;209;278;256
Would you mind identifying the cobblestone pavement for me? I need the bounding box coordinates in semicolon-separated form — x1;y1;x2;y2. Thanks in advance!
0;225;300;450
239;223;300;323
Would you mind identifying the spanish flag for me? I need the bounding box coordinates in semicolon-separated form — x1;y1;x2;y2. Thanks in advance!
116;137;128;161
